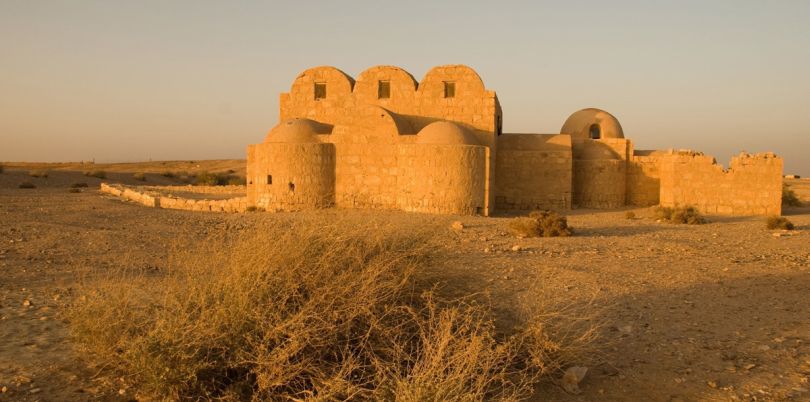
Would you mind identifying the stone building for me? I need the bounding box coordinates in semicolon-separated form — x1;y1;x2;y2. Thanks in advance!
247;65;783;216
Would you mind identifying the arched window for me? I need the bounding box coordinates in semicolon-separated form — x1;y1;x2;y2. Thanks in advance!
589;123;601;139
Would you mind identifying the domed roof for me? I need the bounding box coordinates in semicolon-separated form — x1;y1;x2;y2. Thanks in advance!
416;121;479;145
560;108;624;140
264;118;330;143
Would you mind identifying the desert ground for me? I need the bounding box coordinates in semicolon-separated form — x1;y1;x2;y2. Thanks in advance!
0;161;809;401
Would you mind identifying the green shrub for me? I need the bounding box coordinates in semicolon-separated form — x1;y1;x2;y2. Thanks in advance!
624;211;636;220
510;210;572;237
655;206;706;224
68;219;598;401
783;184;802;207
29;170;48;178
19;182;36;189
133;172;146;181
766;216;794;230
84;170;107;179
71;182;89;188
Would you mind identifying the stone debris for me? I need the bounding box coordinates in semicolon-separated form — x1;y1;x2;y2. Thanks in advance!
450;221;464;232
561;366;588;394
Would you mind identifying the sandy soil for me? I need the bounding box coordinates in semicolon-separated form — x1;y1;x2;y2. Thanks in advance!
1;164;808;401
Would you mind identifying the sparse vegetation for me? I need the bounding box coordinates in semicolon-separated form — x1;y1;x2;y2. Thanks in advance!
68;188;82;193
654;206;706;225
194;170;245;186
510;210;572;238
161;171;176;178
19;182;36;189
766;216;794;230
782;183;802;207
133;172;146;181
29;170;48;178
71;182;89;188
84;170;107;179
69;219;597;401
0;164;4;173
624;211;636;220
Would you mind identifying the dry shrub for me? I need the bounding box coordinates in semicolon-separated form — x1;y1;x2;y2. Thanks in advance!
29;170;48;178
654;206;706;224
766;216;794;230
783;184;802;207
68;188;82;193
18;182;36;189
195;171;244;186
68;218;598;401
85;170;107;179
624;211;636;220
161;171;176;178
133;172;146;181
510;210;572;238
71;182;89;188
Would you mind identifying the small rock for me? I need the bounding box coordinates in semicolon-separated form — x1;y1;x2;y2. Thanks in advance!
29;388;41;394
511;245;521;252
118;388;126;395
22;299;31;307
707;380;718;388
561;366;588;394
450;221;464;232
483;247;491;253
1;386;6;393
619;325;633;335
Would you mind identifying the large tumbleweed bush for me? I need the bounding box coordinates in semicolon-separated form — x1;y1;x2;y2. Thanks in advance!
69;216;598;401
654;206;706;225
510;210;572;238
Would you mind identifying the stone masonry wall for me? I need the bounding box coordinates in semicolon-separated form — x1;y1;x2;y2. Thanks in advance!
396;144;487;215
626;150;667;207
659;151;783;216
100;183;247;213
572;160;627;209
494;134;572;211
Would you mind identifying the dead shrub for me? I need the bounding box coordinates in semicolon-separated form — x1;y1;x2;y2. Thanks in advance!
624;211;636;220
783;184;802;207
18;182;36;189
69;218;597;401
29;170;48;178
85;170;107;179
133;172;146;181
654;206;706;224
766;216;794;230
510;210;572;238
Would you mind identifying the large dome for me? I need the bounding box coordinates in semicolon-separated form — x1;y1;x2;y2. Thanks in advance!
416;121;479;145
264;118;330;143
561;108;624;140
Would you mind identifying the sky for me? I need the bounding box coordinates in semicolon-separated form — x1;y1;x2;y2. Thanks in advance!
1;0;808;175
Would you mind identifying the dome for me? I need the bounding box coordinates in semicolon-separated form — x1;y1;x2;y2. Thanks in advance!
264;118;330;143
416;121;479;145
560;108;624;140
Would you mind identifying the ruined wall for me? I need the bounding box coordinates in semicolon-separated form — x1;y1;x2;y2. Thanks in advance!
100;183;247;213
494;134;572;211
659;152;783;216
246;142;336;212
396;144;487;215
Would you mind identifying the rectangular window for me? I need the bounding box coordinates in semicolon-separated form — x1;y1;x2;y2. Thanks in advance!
443;81;455;98
267;174;272;185
314;82;326;100
377;80;390;99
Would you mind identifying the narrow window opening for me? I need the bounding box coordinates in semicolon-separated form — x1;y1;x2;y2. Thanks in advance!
288;182;295;192
314;82;326;100
377;80;390;99
589;124;601;139
266;174;272;185
443;81;455;98
496;115;502;136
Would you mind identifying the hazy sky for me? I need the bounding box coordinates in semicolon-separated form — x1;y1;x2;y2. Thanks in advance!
1;1;808;174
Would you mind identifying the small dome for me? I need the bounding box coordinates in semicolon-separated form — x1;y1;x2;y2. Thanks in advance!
416;121;479;145
264;118;330;143
561;108;624;140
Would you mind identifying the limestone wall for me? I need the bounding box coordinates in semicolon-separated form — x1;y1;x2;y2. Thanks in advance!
572;160;627;209
396;144;487;215
626;150;667;207
143;185;245;195
246;142;336;212
100;183;247;213
494;134;572;211
659;151;783;216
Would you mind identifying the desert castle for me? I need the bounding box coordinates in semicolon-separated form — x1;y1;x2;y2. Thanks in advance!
247;65;783;216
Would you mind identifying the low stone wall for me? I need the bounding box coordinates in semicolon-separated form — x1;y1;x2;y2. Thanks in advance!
658;151;783;216
100;183;247;213
143;185;246;195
